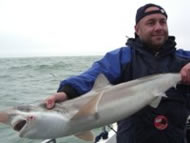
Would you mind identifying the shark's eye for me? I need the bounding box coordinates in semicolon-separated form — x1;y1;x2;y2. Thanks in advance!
27;115;35;121
14;120;26;131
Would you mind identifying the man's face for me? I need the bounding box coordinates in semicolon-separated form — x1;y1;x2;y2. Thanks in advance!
135;7;168;49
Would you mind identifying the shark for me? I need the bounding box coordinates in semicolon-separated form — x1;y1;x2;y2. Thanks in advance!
0;73;181;141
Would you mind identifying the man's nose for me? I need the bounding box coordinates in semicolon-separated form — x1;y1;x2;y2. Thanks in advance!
154;22;162;31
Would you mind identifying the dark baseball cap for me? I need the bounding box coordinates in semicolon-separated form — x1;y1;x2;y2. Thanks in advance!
135;3;168;24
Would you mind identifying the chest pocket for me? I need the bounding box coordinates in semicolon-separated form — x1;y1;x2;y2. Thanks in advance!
131;53;176;79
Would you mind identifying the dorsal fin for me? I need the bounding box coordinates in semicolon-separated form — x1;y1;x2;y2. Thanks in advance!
71;91;104;120
92;74;111;91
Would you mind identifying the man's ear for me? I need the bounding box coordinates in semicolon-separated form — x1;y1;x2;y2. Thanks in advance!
134;25;139;36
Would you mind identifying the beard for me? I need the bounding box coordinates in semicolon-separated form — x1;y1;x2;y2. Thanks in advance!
142;33;168;51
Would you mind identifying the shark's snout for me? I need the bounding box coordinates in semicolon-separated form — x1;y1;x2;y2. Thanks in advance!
14;120;26;132
0;112;9;123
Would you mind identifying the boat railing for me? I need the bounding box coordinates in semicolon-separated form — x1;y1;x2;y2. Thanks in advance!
41;139;56;143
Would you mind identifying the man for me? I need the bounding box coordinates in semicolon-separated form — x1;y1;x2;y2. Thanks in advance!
45;3;190;143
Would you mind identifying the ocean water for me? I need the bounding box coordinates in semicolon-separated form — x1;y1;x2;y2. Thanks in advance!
0;56;102;143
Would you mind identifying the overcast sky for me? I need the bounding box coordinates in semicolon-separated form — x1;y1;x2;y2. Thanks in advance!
0;0;190;57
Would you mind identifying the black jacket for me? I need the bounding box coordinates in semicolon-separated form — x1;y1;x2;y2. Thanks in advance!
117;37;190;143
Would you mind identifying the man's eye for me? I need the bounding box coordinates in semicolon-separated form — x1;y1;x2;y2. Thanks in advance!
160;20;166;25
147;22;154;25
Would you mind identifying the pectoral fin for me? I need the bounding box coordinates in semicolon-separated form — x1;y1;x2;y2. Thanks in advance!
71;92;104;120
0;112;9;123
75;131;94;141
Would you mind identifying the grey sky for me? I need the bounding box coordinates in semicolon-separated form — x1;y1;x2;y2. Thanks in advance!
0;0;190;57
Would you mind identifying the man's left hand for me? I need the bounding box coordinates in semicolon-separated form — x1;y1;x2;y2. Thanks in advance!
180;63;190;85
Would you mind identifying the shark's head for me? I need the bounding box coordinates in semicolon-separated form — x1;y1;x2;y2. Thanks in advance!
0;107;68;139
0;109;29;135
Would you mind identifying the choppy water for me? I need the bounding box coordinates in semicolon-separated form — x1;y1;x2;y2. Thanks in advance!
0;56;102;143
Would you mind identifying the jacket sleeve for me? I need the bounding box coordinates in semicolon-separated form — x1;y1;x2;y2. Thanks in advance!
176;49;190;59
176;49;190;109
57;47;131;99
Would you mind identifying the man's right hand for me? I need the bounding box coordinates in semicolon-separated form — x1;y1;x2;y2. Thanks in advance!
45;92;68;109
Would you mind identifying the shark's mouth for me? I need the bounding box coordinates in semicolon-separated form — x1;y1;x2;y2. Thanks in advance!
14;120;26;132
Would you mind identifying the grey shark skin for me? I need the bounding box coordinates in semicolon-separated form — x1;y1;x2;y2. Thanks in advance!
0;73;181;141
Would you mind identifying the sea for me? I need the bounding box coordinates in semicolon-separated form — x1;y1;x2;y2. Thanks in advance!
0;56;103;143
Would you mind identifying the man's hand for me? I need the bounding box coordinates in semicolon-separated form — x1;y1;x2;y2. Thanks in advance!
45;92;68;109
180;63;190;85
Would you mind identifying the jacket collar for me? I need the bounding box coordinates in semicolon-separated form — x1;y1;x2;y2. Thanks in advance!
126;36;176;57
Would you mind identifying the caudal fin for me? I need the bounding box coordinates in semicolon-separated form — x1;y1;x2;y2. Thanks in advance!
0;112;9;123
